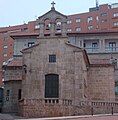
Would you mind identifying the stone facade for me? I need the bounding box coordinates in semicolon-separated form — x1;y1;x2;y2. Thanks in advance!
18;35;116;118
2;5;118;118
3;80;22;113
21;36;87;102
2;57;22;113
87;65;115;101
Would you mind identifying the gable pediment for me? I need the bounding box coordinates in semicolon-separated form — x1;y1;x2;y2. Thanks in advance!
37;9;67;22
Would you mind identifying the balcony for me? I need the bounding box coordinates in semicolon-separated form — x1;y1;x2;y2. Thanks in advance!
84;47;99;53
105;47;118;53
85;47;118;53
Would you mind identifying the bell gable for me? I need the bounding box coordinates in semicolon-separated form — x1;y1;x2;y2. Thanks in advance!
36;2;67;37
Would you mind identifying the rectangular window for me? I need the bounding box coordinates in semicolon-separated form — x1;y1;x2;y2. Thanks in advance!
88;25;93;30
87;16;93;23
76;18;81;23
45;74;59;98
113;22;118;27
67;28;72;32
67;20;72;24
35;24;40;29
92;42;98;48
18;89;22;100
4;54;7;57
6;90;10;96
109;42;116;51
101;13;107;16
92;42;98;52
84;43;86;47
4;45;8;49
113;13;118;17
115;81;118;95
49;55;56;62
115;86;118;95
28;42;35;47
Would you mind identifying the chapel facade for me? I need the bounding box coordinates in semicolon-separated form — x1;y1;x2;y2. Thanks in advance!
2;3;118;118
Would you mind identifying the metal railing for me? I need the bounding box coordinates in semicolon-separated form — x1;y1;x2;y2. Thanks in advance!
84;47;118;53
84;47;99;53
105;47;118;52
79;100;118;107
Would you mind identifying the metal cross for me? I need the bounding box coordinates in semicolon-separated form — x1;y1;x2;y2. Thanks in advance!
51;1;55;8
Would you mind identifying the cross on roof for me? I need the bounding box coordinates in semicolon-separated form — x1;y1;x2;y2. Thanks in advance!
51;1;55;8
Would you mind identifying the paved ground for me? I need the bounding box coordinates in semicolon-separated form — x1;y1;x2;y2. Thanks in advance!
16;114;118;120
0;113;14;120
71;115;118;120
0;113;23;120
0;114;118;120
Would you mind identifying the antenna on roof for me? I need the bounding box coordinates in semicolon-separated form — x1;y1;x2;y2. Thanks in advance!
35;15;37;20
96;0;99;8
23;21;26;24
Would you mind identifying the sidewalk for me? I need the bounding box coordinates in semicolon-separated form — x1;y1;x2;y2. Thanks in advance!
0;113;23;120
0;113;14;120
15;114;118;120
0;114;118;120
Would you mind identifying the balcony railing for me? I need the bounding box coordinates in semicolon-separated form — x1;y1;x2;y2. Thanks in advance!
105;47;118;52
84;47;118;53
84;47;99;53
79;100;118;107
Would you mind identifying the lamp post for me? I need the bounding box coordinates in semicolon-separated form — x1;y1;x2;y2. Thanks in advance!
111;106;113;115
91;107;93;116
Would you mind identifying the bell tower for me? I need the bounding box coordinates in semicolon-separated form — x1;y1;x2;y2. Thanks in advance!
37;1;67;37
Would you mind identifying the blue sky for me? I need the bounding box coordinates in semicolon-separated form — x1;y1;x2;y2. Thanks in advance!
0;0;117;27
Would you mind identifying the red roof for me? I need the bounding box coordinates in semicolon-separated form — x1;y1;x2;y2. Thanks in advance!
7;58;22;67
0;24;27;33
10;32;39;38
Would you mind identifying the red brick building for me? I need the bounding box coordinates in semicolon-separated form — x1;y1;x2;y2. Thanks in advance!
0;3;118;85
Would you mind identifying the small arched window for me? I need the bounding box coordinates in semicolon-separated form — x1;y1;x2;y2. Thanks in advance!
56;21;61;26
44;19;51;30
56;19;62;32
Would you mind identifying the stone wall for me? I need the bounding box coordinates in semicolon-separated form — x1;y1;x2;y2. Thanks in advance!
22;37;86;101
88;53;118;100
4;67;22;81
78;100;118;115
21;36;88;118
2;80;22;113
20;36;117;118
87;65;115;101
19;99;74;118
19;99;118;118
